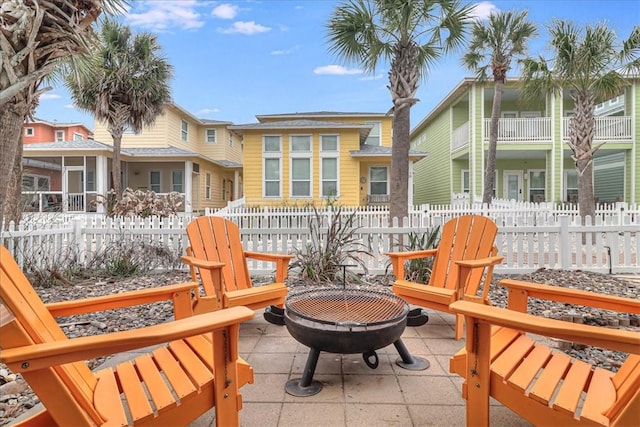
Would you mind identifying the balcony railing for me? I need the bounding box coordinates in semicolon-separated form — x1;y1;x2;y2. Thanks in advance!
451;116;633;151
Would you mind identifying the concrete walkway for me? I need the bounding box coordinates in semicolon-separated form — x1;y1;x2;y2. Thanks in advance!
190;308;531;427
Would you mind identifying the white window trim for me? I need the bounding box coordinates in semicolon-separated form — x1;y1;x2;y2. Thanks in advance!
171;169;184;193
527;169;546;201
73;132;83;141
320;134;339;198
149;170;161;193
461;169;470;193
180;120;189;142
369;165;389;195
205;129;217;144
564;169;579;202
205;172;212;199
55;130;65;142
228;132;233;147
24;127;35;137
290;134;313;198
263;135;282;198
363;121;382;146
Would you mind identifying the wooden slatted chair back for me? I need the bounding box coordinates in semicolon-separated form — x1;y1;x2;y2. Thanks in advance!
606;354;640;422
186;216;253;295
429;215;498;294
0;245;103;425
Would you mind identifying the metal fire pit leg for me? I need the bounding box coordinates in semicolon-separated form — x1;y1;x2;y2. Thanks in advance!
393;339;430;371
285;347;323;396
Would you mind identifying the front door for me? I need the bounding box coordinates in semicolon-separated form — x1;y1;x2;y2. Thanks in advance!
503;171;523;201
65;167;85;212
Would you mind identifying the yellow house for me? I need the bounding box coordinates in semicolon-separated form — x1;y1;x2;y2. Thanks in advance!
229;112;425;207
91;103;243;213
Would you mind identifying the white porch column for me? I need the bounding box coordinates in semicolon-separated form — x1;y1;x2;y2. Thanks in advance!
234;170;240;200
408;161;414;208
184;161;193;213
96;155;107;214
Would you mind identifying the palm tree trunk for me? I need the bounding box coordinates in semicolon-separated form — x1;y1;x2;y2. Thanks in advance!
111;134;123;200
484;80;503;205
4;138;24;227
390;105;410;223
0;97;30;228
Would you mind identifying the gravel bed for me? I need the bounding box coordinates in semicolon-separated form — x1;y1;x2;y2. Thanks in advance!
1;269;638;425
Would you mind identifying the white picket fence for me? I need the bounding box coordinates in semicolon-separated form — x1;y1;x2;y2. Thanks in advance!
1;205;638;275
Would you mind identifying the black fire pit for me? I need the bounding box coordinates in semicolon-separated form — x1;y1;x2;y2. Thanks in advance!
284;288;429;396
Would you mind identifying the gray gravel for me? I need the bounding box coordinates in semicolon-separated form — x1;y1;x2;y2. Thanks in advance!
1;269;638;425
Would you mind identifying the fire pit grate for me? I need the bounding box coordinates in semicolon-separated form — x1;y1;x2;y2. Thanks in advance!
286;288;406;326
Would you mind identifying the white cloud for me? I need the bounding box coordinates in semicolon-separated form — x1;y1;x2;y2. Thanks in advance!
219;21;271;35
212;4;238;19
40;93;62;100
126;0;204;32
314;65;363;75
271;45;299;55
359;73;384;81
470;1;499;20
198;108;221;115
64;104;76;109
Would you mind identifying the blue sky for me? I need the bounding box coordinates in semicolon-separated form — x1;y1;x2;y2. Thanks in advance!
35;0;639;131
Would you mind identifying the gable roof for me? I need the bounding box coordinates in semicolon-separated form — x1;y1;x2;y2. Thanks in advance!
255;111;390;120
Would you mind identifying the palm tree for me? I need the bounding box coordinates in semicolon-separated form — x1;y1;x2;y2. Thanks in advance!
462;10;537;205
67;19;173;200
326;0;472;222
0;0;123;225
521;20;639;222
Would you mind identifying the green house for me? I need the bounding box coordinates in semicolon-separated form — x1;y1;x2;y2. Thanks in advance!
411;76;639;205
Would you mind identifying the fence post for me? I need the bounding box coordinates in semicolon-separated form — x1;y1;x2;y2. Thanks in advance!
73;217;85;265
559;216;570;269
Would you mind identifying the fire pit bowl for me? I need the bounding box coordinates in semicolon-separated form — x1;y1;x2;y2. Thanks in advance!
284;288;429;396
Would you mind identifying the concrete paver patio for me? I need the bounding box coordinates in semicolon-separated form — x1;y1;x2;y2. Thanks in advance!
192;308;532;427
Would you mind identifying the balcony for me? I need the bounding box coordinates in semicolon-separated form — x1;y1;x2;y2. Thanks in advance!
451;116;633;152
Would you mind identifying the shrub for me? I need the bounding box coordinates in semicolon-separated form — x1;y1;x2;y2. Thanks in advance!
290;203;372;285
93;188;183;218
390;226;441;283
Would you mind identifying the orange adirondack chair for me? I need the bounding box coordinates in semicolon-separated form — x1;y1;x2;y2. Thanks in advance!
0;245;254;427
182;216;294;315
449;279;640;427
387;215;504;339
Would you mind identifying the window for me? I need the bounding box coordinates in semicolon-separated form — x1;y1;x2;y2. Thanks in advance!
263;135;281;197
55;130;65;142
462;170;470;193
22;175;50;191
222;179;227;200
24;127;34;137
320;135;339;198
364;121;381;146
205;172;212;199
171;170;183;193
565;169;578;202
228;132;233;147
150;171;161;193
73;132;83;141
290;135;312;198
369;166;388;195
87;171;95;192
206;129;216;143
528;170;546;202
181;120;188;142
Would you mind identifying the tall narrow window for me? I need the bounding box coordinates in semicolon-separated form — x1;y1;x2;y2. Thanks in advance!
369;166;388;195
565;170;578;202
528;170;545;202
364;121;381;146
181;120;188;142
320;135;339;198
205;172;212;199
290;135;312;198
228;132;233;146
462;170;470;193
55;130;65;142
171;170;184;193
263;135;281;197
150;171;161;193
206;129;216;143
222;178;227;200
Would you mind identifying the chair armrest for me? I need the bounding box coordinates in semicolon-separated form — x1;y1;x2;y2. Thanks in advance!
386;249;438;280
181;255;225;271
244;251;294;282
456;256;505;303
46;282;199;319
455;256;504;269
500;279;640;314
449;300;640;355
1;306;255;372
